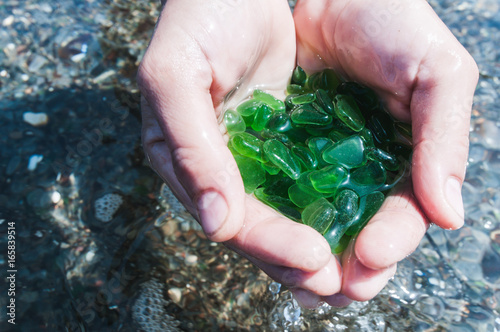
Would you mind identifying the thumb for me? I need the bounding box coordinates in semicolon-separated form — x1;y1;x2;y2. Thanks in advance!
138;30;245;243
410;49;478;230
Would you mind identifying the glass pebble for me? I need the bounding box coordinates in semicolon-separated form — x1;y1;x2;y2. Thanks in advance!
322;135;367;169
253;89;286;112
301;198;336;234
263;139;301;180
224;109;246;134
334;94;365;132
224;67;412;253
230;132;266;162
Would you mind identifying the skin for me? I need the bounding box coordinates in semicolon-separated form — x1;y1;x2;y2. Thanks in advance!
138;0;478;308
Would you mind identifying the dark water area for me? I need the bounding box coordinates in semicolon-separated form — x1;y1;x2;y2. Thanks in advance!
1;0;500;331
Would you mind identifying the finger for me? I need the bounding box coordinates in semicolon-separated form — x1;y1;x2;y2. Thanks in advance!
410;42;479;230
141;97;195;215
323;293;353;308
341;241;397;302
227;196;334;273
138;9;245;243
354;180;429;270
236;247;342;297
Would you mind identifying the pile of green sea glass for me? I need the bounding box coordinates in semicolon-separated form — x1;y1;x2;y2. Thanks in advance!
224;67;412;253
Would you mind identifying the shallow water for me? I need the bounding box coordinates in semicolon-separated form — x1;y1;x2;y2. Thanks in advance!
0;0;499;331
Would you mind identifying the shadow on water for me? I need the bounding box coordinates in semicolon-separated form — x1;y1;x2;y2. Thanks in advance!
0;86;179;331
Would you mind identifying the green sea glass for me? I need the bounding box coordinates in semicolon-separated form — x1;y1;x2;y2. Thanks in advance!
230;132;266;163
315;89;334;114
334;94;365;132
288;183;322;208
224;109;246;134
310;165;347;194
292;66;307;85
322;135;366;169
233;155;266;193
290;103;332;125
253;89;286;112
346;191;385;235
268;113;292;133
263;139;302;180
292;145;318;169
223;66;413;254
237;99;263;117
252;103;273;132
301;198;337;234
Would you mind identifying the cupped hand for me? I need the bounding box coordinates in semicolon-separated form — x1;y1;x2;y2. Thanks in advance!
294;0;478;303
138;0;343;302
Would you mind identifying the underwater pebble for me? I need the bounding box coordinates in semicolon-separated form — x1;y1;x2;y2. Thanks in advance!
94;193;123;222
27;154;44;171
23;112;49;127
168;287;182;305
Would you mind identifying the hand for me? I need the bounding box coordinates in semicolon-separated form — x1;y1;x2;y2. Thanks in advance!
294;0;478;303
138;0;343;305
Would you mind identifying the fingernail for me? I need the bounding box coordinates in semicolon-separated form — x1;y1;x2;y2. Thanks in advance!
445;177;464;220
324;293;353;307
197;191;228;237
291;288;321;309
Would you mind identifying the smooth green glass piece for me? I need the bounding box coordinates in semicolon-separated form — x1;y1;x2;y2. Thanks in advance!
334;189;359;225
261;162;281;175
263;139;302;180
347;161;387;197
322;135;366;169
336;82;379;111
261;129;290;146
334;94;365;132
289;93;315;105
278;205;302;221
346;191;384;236
254;188;296;209
263;176;295;198
268;113;292;133
367;110;395;144
315;89;335;114
331;234;351;254
230;132;266;163
287;84;310;95
310;165;347;194
386;142;413;162
224;109;246;134
305;72;322;91
366;146;400;171
296;170;316;192
323;189;359;250
288;183;321;208
301;198;337;234
358;127;375;147
284;127;310;144
328;126;355;142
253;89;286;112
394;121;413;146
285;94;298;110
291;145;318;170
252;103;273;132
307;137;335;168
318;69;341;92
236;99;264;117
290;103;332;125
292;66;307;85
234;155;266;193
305;122;334;137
